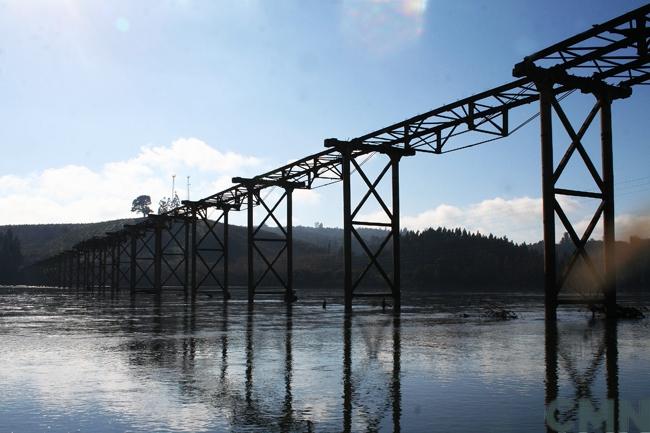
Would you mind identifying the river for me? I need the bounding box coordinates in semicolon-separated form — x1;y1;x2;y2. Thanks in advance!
1;287;648;432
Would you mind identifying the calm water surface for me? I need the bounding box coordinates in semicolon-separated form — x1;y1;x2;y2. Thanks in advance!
1;287;648;433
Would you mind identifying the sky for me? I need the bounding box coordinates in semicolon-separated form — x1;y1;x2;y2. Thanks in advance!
0;0;648;243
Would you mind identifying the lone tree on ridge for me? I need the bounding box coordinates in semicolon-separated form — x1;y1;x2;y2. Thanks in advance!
131;195;152;217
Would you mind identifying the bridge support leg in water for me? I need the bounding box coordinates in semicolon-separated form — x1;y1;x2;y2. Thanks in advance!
187;203;231;302
335;141;414;313
236;178;302;305
532;72;630;320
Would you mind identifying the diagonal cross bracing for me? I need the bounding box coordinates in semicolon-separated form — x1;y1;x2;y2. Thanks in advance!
190;205;230;299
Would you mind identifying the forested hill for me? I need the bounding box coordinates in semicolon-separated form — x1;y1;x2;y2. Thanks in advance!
0;219;143;264
0;222;648;290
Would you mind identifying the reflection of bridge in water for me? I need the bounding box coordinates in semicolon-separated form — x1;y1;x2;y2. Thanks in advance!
123;297;402;432
107;294;635;433
30;4;650;320
545;319;621;433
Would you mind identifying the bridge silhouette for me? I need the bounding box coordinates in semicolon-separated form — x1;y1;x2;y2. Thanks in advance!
31;4;650;320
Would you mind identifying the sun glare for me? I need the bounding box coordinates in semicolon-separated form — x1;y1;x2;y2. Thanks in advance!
341;0;428;54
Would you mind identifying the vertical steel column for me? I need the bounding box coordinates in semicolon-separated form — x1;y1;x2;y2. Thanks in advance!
184;218;190;299
99;247;106;292
600;94;617;317
285;188;295;303
111;240;118;293
60;255;65;288
539;82;557;321
65;254;69;288
342;149;353;312
62;255;66;288
87;248;92;290
154;224;163;293
57;257;63;287
130;233;137;293
102;246;107;291
117;239;123;292
84;249;89;290
223;208;230;301
70;253;75;288
60;255;66;288
247;188;255;304
391;153;401;312
68;253;74;288
66;254;71;288
75;250;81;290
90;247;96;291
190;209;197;299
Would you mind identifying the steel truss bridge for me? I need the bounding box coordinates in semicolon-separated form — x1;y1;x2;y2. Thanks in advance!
32;4;650;320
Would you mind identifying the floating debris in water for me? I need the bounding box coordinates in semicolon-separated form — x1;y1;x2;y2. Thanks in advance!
616;305;645;319
588;304;645;320
482;303;518;320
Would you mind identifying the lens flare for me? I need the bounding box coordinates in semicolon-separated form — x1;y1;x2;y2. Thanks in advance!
115;17;130;33
341;0;428;55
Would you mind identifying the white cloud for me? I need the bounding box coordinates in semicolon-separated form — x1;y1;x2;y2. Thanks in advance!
394;196;646;244
399;196;546;243
0;174;30;192
0;138;260;225
293;189;321;205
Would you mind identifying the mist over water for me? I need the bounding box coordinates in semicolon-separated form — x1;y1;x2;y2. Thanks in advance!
0;287;648;433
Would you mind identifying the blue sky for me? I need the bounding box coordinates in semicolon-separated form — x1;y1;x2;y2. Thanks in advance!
0;0;648;242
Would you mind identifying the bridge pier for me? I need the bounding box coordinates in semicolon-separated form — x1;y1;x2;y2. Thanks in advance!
184;217;190;298
235;178;301;305
125;224;156;293
329;140;414;313
115;233;130;293
518;64;633;320
152;217;163;294
69;252;75;288
129;228;137;294
99;244;108;292
186;202;231;301
57;254;63;287
90;245;97;291
61;252;69;288
151;215;192;296
109;236;119;294
75;249;81;290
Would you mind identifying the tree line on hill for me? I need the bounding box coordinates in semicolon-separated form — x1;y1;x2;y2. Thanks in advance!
1;221;648;292
0;229;23;284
